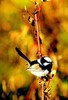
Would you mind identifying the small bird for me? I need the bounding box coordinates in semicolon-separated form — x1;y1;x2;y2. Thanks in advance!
15;47;53;77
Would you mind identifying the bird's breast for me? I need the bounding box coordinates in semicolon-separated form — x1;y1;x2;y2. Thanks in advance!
27;64;49;77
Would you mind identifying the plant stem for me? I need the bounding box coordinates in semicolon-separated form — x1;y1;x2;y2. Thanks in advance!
35;4;41;58
42;81;45;100
34;3;44;100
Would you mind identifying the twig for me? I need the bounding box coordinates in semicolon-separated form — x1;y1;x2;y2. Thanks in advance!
42;81;45;100
34;3;41;58
34;3;44;100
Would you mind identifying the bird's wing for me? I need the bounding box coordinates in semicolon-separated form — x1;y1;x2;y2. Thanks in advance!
15;47;31;64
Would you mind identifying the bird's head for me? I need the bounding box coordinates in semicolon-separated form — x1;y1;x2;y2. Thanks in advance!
37;56;53;68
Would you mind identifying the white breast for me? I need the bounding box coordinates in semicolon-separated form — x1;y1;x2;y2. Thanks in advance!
27;68;49;77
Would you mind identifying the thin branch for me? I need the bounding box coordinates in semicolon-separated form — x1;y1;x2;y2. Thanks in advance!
34;3;41;58
34;3;44;100
42;81;45;100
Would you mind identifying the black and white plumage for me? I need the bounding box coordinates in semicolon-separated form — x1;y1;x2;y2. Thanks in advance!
15;47;53;77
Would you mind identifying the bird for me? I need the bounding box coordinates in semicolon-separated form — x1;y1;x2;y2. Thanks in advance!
15;47;53;77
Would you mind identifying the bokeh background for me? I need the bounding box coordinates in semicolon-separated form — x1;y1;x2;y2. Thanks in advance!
0;0;68;100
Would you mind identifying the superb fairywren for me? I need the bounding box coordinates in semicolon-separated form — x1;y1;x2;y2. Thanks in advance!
15;47;53;77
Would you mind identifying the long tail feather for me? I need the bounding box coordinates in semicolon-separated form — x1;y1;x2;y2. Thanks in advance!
15;47;31;64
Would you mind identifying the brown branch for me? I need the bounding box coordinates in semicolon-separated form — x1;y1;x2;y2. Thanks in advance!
34;3;44;100
41;81;45;100
34;3;42;58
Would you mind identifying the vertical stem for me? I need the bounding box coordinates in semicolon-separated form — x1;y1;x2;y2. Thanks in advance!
42;81;44;100
35;4;41;58
34;3;44;100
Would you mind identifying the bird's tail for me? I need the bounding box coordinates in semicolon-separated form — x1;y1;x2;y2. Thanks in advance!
15;47;31;64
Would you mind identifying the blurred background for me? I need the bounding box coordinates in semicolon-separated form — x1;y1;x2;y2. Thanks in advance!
0;0;68;100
